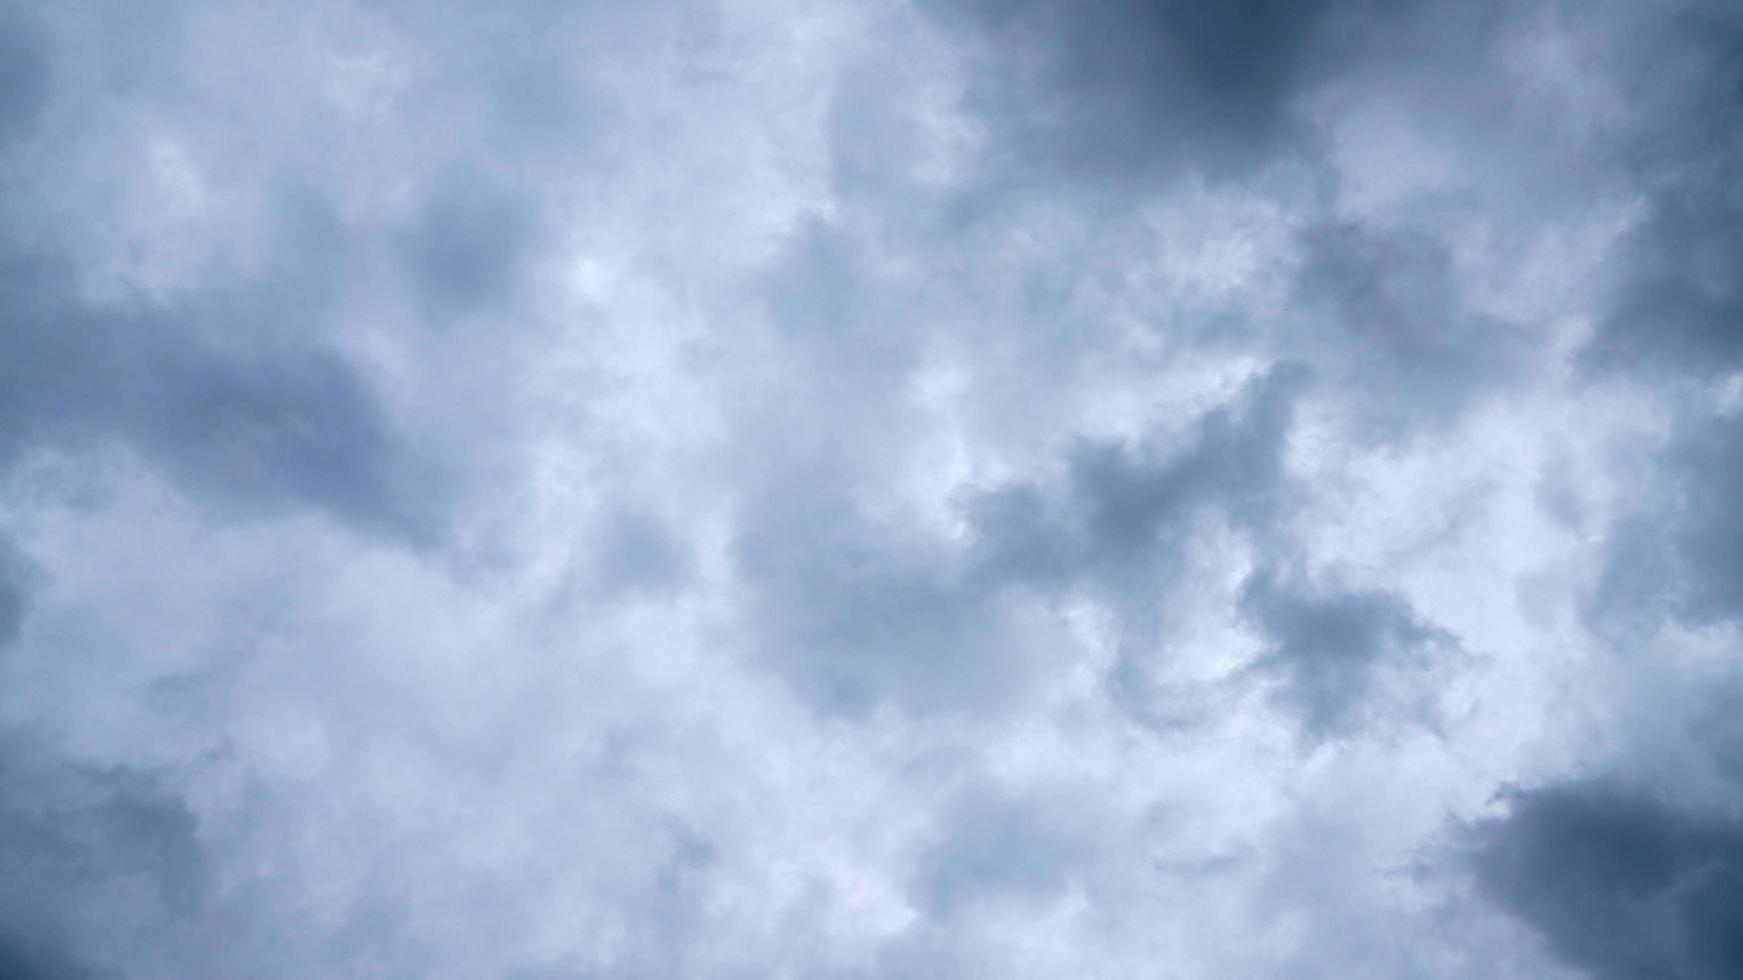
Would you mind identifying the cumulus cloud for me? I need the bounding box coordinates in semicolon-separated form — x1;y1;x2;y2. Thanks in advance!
0;0;1737;977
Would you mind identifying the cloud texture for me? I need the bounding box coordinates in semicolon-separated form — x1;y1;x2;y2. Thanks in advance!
1;0;1740;976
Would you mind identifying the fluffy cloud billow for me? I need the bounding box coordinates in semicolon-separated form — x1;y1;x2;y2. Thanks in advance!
0;1;1738;977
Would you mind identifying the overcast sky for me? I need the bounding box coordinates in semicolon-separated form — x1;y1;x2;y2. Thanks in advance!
2;1;1741;977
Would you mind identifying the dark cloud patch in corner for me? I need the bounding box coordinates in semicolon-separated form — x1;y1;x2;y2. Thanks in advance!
929;0;1343;181
0;737;204;979
924;0;1506;188
0;6;49;149
1577;6;1743;653
1580;8;1743;379
1470;780;1743;980
1240;568;1454;737
0;744;205;911
0;931;100;980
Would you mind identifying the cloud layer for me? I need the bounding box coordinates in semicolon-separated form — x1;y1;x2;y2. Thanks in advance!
1;0;1739;977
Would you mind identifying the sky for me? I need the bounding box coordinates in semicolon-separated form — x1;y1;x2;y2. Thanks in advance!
1;1;1741;977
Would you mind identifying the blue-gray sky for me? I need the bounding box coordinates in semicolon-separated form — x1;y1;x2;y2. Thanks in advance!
1;1;1740;977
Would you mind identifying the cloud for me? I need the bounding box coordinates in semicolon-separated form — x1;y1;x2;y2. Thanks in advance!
968;364;1306;594
923;0;1514;190
398;166;546;318
1290;220;1531;436
0;246;446;542
1470;780;1743;980
1580;7;1743;639
730;364;1307;716
1;0;1738;976
0;735;202;979
924;0;1364;183
0;7;47;149
1588;411;1743;637
0;540;26;649
1240;567;1457;737
915;784;1092;917
0;935;99;980
1579;6;1743;378
1465;16;1743;979
734;480;1014;715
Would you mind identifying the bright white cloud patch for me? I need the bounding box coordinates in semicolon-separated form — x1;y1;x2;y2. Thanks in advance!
1;1;1740;977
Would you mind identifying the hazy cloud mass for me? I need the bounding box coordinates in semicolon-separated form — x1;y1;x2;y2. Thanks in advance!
2;1;1740;977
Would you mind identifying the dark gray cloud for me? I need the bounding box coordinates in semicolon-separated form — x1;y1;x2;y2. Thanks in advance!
0;737;202;979
0;934;99;980
1240;567;1454;737
0;246;446;542
1582;7;1743;637
968;364;1306;595
969;366;1469;739
927;0;1339;181
0;3;504;545
1580;6;1743;378
923;0;1505;186
1471;780;1743;980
